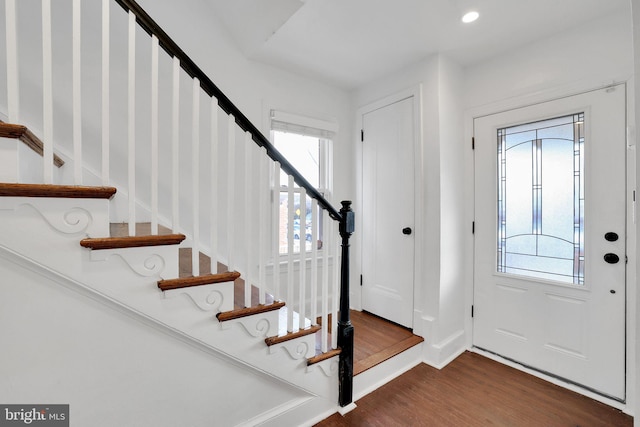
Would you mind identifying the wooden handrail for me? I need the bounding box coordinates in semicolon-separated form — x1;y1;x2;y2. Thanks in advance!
113;0;341;222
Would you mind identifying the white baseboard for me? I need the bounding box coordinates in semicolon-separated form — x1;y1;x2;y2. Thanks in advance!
423;328;466;369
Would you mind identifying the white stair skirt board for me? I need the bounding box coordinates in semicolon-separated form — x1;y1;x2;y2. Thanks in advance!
0;195;335;402
0;246;315;427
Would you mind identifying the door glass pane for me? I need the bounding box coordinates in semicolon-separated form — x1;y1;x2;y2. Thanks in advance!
497;113;584;284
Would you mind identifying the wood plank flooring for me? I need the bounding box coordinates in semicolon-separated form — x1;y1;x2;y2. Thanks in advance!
316;351;632;427
350;310;423;375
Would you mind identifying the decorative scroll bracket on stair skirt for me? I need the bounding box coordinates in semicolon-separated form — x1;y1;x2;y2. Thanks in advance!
268;334;316;359
163;281;234;312
308;356;340;378
87;246;178;278
0;198;109;236
220;309;281;338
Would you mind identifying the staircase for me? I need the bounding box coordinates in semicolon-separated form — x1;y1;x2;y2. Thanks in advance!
0;172;342;425
0;179;337;372
0;0;354;424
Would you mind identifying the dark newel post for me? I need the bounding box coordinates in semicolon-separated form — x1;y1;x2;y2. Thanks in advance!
338;200;355;407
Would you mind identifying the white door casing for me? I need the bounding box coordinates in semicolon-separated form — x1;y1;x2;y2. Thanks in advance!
473;86;626;400
361;96;416;328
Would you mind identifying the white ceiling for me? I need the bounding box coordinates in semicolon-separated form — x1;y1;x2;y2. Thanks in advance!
206;0;630;90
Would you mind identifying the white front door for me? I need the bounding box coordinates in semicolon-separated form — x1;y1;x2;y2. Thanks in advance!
361;96;415;328
473;86;626;400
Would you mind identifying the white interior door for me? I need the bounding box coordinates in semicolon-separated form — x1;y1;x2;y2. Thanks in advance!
473;86;626;400
361;96;415;328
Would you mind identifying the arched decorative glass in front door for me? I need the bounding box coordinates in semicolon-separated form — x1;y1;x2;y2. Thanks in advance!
497;113;584;284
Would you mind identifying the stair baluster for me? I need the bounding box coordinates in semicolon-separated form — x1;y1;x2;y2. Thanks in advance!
72;0;83;185
258;148;268;305
272;161;282;301
42;0;54;184
127;10;136;236
311;198;319;326
321;210;330;354
191;77;201;276
210;97;219;274
101;0;110;185
150;34;159;234
6;0;19;123
244;131;253;308
171;56;180;231
299;187;307;330
286;174;295;331
227;114;236;272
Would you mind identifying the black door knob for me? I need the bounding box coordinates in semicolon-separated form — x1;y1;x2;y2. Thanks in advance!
605;232;619;242
402;227;412;235
604;253;620;264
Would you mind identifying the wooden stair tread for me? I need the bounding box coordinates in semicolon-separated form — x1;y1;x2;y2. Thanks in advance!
80;234;185;250
158;271;241;291
0;183;116;199
265;325;321;346
177;248;273;307
0;123;28;138
0;121;64;167
307;348;341;366
217;301;285;322
353;334;424;376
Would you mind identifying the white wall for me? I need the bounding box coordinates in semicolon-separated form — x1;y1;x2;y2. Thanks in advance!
351;4;635;373
0;254;306;427
434;56;466;354
352;54;467;367
464;12;633;110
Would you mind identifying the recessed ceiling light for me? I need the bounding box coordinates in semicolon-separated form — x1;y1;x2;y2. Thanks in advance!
462;11;479;23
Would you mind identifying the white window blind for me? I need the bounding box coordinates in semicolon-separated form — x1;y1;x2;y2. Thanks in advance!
271;110;338;140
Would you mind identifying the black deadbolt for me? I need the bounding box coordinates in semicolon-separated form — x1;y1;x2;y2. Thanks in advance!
605;232;619;242
402;227;412;235
604;253;620;264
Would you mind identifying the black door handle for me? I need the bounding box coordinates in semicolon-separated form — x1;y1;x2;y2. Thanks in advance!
604;253;620;264
605;232;619;242
402;227;412;235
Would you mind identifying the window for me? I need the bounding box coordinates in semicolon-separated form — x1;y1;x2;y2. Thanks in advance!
497;113;584;284
271;110;336;255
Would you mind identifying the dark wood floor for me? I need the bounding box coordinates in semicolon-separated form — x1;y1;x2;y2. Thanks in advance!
316;351;632;427
350;310;423;375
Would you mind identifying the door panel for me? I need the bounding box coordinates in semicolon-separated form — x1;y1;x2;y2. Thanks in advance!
362;97;415;328
473;86;626;400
